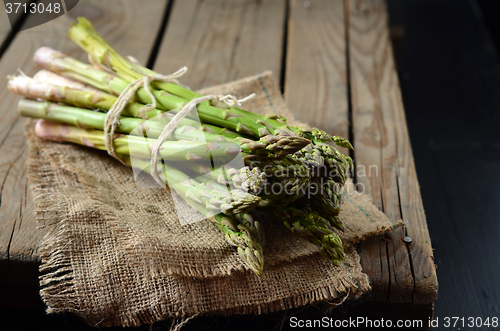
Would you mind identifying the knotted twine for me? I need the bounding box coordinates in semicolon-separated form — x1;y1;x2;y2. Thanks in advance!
102;65;255;186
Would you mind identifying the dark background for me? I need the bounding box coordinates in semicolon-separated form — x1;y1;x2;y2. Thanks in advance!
2;0;500;329
389;0;500;328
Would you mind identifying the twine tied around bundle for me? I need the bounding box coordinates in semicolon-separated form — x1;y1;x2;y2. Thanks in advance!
102;65;255;186
148;91;255;186
103;66;188;163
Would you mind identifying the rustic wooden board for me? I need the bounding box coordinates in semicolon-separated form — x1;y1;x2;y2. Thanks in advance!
0;0;170;285
346;0;438;304
153;0;286;90
285;0;349;148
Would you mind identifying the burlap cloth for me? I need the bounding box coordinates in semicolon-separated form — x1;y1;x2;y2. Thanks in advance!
29;72;402;327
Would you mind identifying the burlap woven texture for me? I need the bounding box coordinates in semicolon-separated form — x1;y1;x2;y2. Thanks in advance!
31;72;401;327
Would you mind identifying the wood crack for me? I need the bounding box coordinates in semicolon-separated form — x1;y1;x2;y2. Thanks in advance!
344;0;356;170
373;49;395;301
384;238;391;301
0;117;19;150
146;0;176;69
0;147;25;209
0;1;37;61
17;168;29;232
6;220;16;263
279;0;290;94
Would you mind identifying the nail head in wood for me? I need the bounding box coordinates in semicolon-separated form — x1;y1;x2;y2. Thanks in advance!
403;236;413;244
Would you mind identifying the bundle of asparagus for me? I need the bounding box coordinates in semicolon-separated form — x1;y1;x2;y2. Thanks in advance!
8;18;354;276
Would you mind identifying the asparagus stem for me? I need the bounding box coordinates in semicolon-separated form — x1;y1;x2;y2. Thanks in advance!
66;19;313;143
18;98;302;158
12;71;167;119
311;178;343;214
33;119;242;162
298;178;345;231
178;187;265;276
34;46;311;153
315;143;353;186
210;211;265;277
169;178;261;216
202;124;240;139
34;47;202;114
16;98;204;139
122;156;261;216
34;69;102;93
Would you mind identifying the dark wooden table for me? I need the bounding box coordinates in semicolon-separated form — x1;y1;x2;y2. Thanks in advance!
0;0;438;328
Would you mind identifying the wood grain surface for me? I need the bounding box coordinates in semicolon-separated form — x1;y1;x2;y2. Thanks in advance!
285;0;349;145
0;0;170;285
153;0;285;90
346;0;437;304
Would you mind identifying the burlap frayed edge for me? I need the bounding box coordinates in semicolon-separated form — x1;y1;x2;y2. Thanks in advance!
37;218;369;326
26;122;79;314
39;246;369;328
38;221;80;315
205;249;370;318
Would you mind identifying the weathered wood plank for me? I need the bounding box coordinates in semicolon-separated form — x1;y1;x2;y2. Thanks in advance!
0;0;170;285
285;0;349;147
154;0;285;90
346;0;437;304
